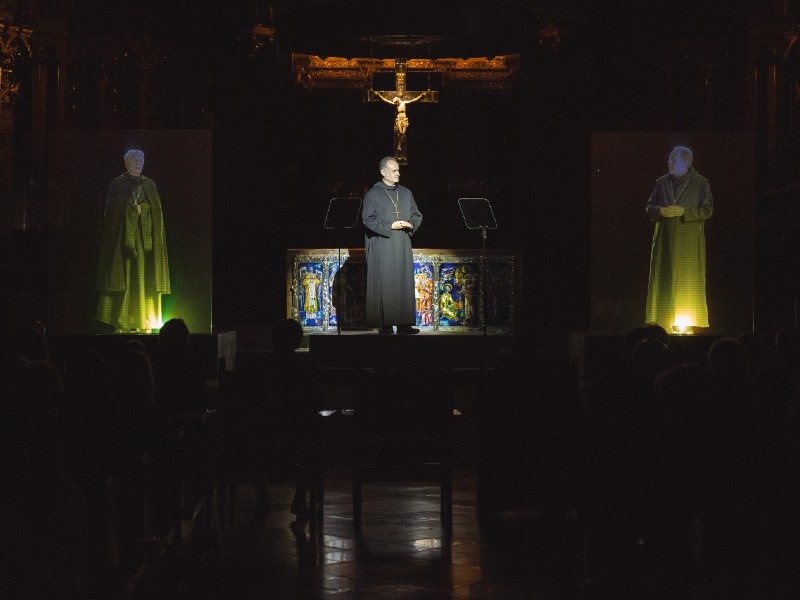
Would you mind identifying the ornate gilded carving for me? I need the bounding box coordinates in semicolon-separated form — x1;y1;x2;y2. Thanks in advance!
292;53;518;163
292;54;520;92
0;19;32;118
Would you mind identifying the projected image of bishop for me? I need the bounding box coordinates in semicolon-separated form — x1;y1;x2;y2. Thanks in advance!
645;146;713;333
95;149;170;333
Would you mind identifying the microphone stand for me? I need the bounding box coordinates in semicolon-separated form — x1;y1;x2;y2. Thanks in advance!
457;198;497;370
480;226;488;338
323;197;363;374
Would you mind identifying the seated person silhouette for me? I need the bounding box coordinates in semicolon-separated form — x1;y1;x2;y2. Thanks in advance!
236;319;318;521
152;318;207;417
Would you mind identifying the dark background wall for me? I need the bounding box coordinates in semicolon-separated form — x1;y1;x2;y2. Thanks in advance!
2;1;798;350
210;5;592;350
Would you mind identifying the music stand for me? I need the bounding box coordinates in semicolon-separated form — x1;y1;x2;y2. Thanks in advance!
324;197;363;335
458;198;497;338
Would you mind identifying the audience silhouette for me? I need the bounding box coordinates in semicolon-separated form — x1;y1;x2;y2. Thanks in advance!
1;359;90;600
3;316;800;598
152;318;207;417
217;318;319;521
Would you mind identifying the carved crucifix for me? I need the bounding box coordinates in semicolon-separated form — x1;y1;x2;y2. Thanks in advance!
364;58;438;164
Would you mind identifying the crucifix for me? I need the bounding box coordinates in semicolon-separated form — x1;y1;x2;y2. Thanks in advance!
364;58;438;164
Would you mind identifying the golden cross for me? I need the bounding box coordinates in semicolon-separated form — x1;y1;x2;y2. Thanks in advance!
364;58;438;164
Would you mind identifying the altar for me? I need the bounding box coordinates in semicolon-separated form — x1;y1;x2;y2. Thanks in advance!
286;248;522;333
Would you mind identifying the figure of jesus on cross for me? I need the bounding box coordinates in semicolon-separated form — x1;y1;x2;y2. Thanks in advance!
364;58;438;164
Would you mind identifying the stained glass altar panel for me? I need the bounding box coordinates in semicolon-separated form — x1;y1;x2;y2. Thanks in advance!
287;249;520;333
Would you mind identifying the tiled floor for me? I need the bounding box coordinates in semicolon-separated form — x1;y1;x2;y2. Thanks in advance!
151;465;587;600
147;463;800;600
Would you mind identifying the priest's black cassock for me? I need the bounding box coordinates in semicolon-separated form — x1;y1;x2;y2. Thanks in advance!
362;180;423;328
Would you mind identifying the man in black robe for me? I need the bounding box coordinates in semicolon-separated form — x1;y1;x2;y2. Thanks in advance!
362;156;423;334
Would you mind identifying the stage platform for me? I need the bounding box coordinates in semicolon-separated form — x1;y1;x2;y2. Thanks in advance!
309;329;725;375
307;329;515;369
43;330;725;388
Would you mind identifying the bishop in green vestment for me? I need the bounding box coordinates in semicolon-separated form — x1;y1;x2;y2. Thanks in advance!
645;146;713;331
95;149;170;332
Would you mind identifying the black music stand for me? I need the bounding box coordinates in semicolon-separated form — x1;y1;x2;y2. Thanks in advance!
324;197;363;335
458;198;497;338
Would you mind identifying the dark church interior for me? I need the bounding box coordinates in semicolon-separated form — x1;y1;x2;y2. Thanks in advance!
3;1;800;598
